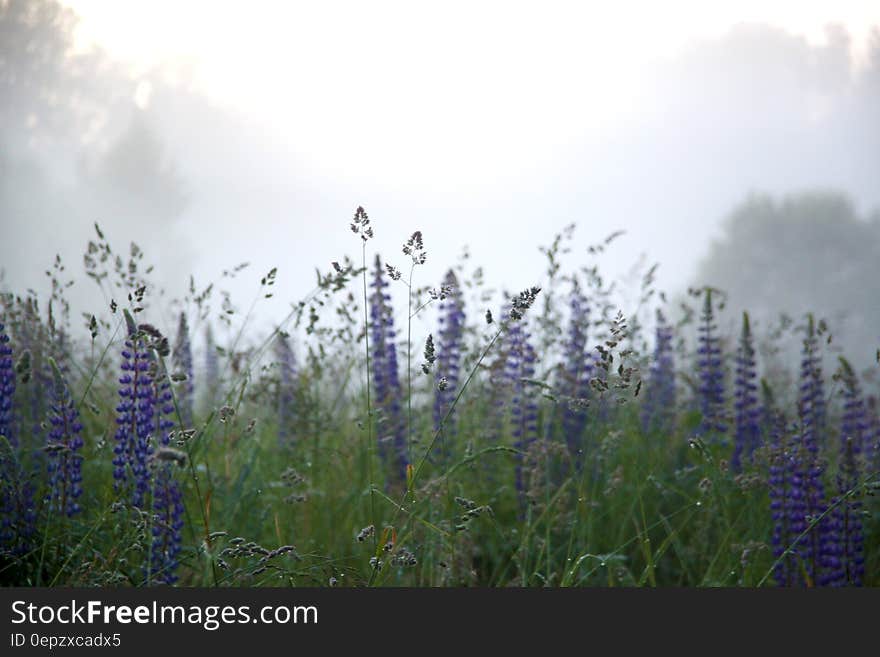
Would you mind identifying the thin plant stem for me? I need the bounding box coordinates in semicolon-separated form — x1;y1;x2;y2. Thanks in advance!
407;264;415;466
369;323;506;586
362;241;377;546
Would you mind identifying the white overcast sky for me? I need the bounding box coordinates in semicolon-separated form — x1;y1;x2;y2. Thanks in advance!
61;1;879;186
26;1;880;337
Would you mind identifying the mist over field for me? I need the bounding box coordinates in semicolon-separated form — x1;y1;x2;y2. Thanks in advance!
2;1;880;590
2;1;879;349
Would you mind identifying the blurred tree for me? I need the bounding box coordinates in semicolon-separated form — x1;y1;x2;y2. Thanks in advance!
693;191;880;362
0;0;132;150
0;0;78;140
0;0;189;296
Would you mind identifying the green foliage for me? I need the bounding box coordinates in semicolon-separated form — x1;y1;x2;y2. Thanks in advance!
0;217;878;588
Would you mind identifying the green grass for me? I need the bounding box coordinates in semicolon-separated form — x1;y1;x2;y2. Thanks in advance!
0;223;877;588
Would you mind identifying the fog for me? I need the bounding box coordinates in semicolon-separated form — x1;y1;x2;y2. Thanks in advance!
2;1;880;350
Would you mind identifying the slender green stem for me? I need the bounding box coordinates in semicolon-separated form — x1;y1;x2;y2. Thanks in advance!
414;326;503;484
369;323;506;586
406;264;415;466
362;243;377;546
35;497;54;586
76;320;121;409
157;350;218;587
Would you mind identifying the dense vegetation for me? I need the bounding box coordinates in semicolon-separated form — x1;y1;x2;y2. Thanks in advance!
1;212;878;587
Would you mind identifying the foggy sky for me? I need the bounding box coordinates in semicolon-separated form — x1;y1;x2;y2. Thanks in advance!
2;6;880;348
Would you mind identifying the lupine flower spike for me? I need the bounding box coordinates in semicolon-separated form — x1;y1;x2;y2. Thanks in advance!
113;310;155;508
824;358;866;586
732;312;760;471
696;289;726;438
796;314;829;585
433;270;465;457
641;309;676;436
505;312;538;500
147;357;184;585
369;255;406;480
45;358;84;518
0;321;36;555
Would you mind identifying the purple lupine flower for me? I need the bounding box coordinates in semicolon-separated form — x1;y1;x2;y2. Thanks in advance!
484;319;513;447
769;416;807;587
150;359;175;448
732;312;760;471
867;396;880;473
822;357;866;586
0;322;13;443
172;312;194;427
560;279;592;462
484;302;523;446
149;464;184;585
696;289;726;437
640;309;676;436
114;312;155;508
1;321;36;555
833;438;864;586
838;440;865;586
369;255;406;480
147;361;184;585
0;474;36;557
762;382;790;585
275;333;297;446
798;315;827;453
45;359;84;518
795;314;829;585
505;317;539;498
433;270;465;453
837;358;868;479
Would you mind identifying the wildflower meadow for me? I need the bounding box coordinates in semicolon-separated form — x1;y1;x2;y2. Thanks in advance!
0;209;877;587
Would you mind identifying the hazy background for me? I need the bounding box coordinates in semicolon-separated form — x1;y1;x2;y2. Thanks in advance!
2;0;880;359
